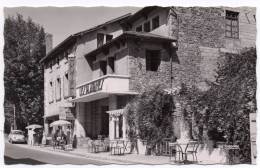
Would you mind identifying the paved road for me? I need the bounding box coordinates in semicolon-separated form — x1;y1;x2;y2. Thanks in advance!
4;142;113;165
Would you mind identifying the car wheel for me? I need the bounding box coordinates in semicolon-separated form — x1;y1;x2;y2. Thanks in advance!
10;139;13;144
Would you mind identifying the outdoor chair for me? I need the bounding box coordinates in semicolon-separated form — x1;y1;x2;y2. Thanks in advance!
169;142;185;163
184;140;200;162
91;140;105;153
110;140;125;155
64;139;73;151
86;140;94;153
103;138;110;152
52;139;59;150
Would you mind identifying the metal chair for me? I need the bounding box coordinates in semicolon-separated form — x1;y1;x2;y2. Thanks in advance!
184;140;200;162
169;142;185;163
110;140;125;155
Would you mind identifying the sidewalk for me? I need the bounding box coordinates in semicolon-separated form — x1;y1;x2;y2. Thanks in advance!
17;144;174;164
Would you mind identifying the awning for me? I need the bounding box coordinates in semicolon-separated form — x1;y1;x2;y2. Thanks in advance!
107;109;125;117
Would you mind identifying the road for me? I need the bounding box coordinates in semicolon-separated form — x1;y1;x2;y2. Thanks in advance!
4;142;115;165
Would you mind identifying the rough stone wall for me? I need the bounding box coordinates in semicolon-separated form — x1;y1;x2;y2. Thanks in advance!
168;7;256;90
128;40;172;92
170;7;225;89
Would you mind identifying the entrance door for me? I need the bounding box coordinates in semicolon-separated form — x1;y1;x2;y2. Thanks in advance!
101;106;109;137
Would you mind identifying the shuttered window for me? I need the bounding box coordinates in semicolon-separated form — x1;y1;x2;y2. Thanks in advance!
152;16;159;30
56;78;61;101
63;72;69;98
144;21;151;32
225;11;239;38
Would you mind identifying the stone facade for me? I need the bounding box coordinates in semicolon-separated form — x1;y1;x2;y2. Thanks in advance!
42;7;256;149
127;7;256;92
128;40;173;92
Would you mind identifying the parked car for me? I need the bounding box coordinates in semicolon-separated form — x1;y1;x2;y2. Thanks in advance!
8;130;26;144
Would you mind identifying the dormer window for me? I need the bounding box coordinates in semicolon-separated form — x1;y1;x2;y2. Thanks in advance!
152;16;159;30
97;33;113;47
49;61;53;71
97;33;105;47
64;51;68;61
56;56;60;66
106;34;113;43
144;21;151;32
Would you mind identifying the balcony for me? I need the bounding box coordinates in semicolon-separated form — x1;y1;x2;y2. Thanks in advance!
72;74;138;102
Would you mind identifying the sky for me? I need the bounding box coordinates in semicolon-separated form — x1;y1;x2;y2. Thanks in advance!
4;7;140;47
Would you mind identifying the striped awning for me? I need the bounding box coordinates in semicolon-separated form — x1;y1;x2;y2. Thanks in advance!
106;109;124;117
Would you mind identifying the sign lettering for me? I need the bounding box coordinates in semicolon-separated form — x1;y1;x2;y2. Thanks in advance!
79;78;104;96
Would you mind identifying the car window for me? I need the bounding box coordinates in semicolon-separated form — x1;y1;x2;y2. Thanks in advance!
12;131;23;135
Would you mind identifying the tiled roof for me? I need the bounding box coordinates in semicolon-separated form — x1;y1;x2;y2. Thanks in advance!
85;31;176;58
40;13;131;64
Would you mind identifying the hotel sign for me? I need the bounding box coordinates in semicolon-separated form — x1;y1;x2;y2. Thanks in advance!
79;78;104;96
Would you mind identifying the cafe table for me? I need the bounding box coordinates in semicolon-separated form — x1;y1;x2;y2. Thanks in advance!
169;141;198;164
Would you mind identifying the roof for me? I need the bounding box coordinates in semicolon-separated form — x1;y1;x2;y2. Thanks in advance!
124;6;170;25
40;13;132;64
85;31;177;58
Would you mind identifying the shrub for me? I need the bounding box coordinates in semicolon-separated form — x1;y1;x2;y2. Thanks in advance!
125;84;176;152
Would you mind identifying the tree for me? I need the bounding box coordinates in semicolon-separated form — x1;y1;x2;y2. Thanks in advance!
125;84;176;153
4;14;46;131
191;48;256;163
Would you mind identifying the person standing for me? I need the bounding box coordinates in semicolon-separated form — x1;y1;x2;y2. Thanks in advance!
66;126;71;145
28;129;35;146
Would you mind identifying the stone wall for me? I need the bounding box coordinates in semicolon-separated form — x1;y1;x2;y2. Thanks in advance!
168;7;256;90
170;7;225;89
128;40;173;92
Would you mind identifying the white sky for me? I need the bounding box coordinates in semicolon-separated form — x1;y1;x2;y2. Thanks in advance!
4;7;140;47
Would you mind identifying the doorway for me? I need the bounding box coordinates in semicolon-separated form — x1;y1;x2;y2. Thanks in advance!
100;106;109;137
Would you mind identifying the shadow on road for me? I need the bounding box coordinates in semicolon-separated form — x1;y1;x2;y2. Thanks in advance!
4;156;46;165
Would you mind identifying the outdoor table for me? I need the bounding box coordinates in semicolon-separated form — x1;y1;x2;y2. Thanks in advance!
223;145;240;164
169;141;199;164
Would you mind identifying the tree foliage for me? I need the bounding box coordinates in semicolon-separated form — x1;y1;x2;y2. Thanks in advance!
125;85;175;151
4;14;46;131
190;48;256;163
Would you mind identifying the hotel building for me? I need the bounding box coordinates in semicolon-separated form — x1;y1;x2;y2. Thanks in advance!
40;6;256;144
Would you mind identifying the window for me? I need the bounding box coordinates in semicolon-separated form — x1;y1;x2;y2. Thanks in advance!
136;25;143;32
106;34;113;43
63;73;69;98
152;16;160;30
225;11;239;38
100;61;107;76
144;21;151;32
56;56;60;66
64;51;68;62
49;61;53;71
97;33;104;47
108;57;115;74
146;50;161;71
49;81;53;103
56;78;61;101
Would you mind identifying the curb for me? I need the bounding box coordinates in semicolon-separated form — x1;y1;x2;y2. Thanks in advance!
10;143;154;164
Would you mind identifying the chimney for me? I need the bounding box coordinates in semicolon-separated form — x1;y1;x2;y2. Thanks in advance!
45;33;53;55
